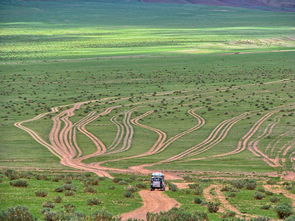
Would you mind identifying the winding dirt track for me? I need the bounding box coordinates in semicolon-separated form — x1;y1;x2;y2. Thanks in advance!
263;185;295;207
120;190;180;221
163;112;248;163
203;184;256;219
248;116;281;167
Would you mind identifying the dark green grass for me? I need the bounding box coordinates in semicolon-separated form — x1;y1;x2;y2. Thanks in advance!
0;171;142;219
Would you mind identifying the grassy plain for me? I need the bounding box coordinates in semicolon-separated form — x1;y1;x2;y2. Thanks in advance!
0;0;295;219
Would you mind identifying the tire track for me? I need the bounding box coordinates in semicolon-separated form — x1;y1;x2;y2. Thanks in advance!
106;108;137;154
90;109;204;179
203;184;256;219
263;185;295;207
248;117;281;167
121;190;180;221
189;111;277;161
164;112;248;163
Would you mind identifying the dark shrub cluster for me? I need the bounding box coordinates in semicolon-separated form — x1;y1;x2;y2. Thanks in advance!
146;208;208;221
9;179;28;187
0;206;36;221
35;191;48;197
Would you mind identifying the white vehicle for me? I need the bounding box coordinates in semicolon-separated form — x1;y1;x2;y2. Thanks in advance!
150;172;165;191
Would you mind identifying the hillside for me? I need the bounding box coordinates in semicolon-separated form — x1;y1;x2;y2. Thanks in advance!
138;0;295;11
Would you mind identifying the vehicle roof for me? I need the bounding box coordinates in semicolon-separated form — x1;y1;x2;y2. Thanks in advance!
152;172;164;177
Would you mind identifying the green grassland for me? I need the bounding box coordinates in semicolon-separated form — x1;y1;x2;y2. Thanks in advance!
0;0;295;219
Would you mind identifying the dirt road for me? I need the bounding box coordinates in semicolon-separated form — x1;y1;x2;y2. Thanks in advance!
121;190;180;221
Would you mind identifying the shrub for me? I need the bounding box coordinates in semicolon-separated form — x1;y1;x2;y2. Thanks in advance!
35;191;48;197
146;208;208;221
10;179;28;187
118;180;127;185
228;192;236;198
124;191;133;198
63;184;76;191
168;183;178;192
269;196;280;203
254;192;265;200
87;178;100;186
135;183;146;189
84;186;97;194
54;196;62;203
251;217;271;221
64;190;75;196
193;197;203;204
188;183;199;189
108;186;116;190
54;186;64;192
92;210;117;221
260;204;271;210
87;198;101;206
265;191;273;196
113;178;122;183
285;215;295;221
42;201;55;209
63;204;76;213
0;206;36;221
193;186;203;195
207;202;220;213
275;203;293;219
43;211;58;221
245;181;256;190
4;169;19;180
125;185;138;193
230;180;244;189
222;211;236;218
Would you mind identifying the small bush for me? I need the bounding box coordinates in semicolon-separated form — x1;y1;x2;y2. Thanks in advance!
87;198;101;206
245;182;257;190
118;180;127;185
4;169;19;180
193;186;203;195
269;196;280;203
188;183;199;189
135;183;146;189
251;217;271;221
193;197;203;204
254;192;265;200
54;196;62;203
230;180;244;189
87;178;100;186
260;204;271;210
168;183;178;192
285;215;295;221
35;191;48;197
63;184;76;191
222;211;236;218
113;178;122;183
54;186;64;193
228;192;236;198
275;203;293;219
42;201;55;209
125;185;138;193
108;186;115;190
10;179;28;187
43;211;58;221
63;204;76;213
124;191;133;198
64;190;75;196
84;186;97;194
0;206;36;221
147;208;208;221
92;210;117;221
265;191;273;196
207;202;220;213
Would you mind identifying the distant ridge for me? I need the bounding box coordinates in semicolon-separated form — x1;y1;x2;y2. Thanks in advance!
137;0;295;11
